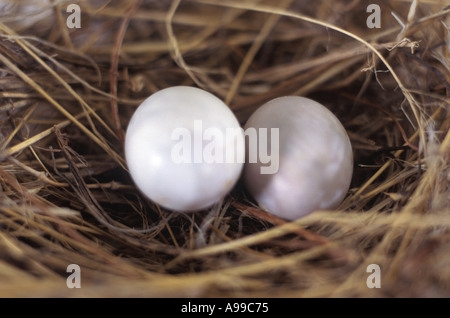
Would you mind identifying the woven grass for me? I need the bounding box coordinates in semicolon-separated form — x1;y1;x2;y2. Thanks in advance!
0;0;449;297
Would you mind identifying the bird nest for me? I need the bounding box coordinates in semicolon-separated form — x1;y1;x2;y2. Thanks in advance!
0;0;449;297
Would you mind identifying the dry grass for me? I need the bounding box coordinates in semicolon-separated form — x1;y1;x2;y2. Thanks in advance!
0;0;449;297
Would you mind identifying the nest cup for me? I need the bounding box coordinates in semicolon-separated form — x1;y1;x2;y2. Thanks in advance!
0;0;449;297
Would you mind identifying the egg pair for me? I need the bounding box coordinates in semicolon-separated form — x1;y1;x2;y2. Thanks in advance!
125;86;353;220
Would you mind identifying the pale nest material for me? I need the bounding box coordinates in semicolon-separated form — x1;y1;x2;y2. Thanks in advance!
0;0;449;297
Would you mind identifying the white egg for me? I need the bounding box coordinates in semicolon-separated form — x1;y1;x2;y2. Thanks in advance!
125;86;245;212
243;96;353;220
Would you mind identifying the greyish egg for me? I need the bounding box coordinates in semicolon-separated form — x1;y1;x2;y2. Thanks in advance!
244;96;353;221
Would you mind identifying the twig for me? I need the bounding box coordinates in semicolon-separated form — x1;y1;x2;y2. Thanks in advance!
165;0;204;88
232;202;330;244
110;0;143;145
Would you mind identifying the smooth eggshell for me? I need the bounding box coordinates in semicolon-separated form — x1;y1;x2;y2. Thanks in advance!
243;96;353;220
125;86;244;212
